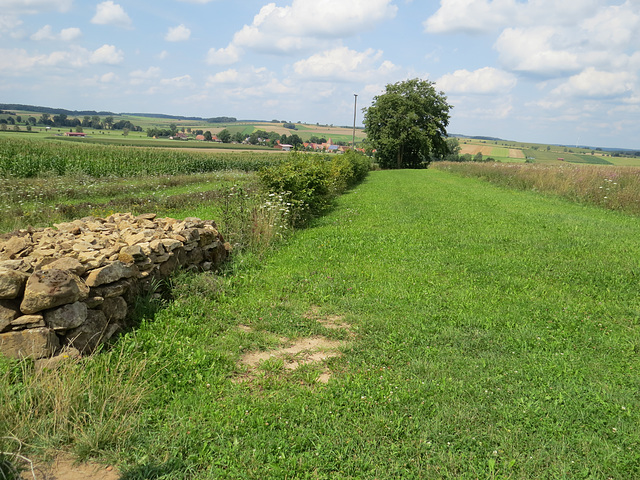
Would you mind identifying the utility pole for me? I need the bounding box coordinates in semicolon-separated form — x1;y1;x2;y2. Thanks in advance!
352;94;358;150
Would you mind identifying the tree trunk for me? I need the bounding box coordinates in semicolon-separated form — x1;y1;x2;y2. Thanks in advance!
397;144;404;169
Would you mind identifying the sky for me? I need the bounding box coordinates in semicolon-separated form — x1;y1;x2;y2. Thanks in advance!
1;0;639;149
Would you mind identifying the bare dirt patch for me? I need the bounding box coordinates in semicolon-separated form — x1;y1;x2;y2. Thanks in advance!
20;455;119;480
235;308;351;384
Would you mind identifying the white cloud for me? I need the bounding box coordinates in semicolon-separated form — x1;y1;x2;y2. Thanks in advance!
424;0;517;34
495;27;581;76
165;24;191;42
231;0;397;54
293;47;397;82
90;44;124;65
552;67;636;98
30;25;55;41
436;67;517;94
130;66;161;85
206;69;240;85
177;0;217;3
206;44;241;65
0;15;22;35
160;75;194;88
2;0;73;15
91;1;132;29
156;50;169;60
31;25;81;41
60;27;82;41
100;72;118;83
581;1;640;49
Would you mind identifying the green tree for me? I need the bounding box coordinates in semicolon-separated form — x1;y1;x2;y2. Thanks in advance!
363;78;451;168
218;129;231;143
104;116;114;129
203;131;212;141
289;134;303;148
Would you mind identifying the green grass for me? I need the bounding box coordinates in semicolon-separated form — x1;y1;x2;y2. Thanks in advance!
4;169;640;478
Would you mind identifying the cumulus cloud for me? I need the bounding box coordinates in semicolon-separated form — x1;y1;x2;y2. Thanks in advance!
424;0;517;34
229;0;397;55
160;75;194;88
206;69;240;85
581;1;640;49
436;67;517;94
495;27;581;76
31;25;81;41
90;44;124;65
206;44;241;65
293;46;397;82
2;0;73;15
165;24;191;42
130;66;161;85
426;0;640;81
0;45;125;71
91;1;132;29
551;68;636;98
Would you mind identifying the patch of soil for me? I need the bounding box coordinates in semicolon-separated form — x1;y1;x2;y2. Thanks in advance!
235;307;352;384
20;455;119;480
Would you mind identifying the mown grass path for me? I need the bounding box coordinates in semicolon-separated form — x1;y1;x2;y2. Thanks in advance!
125;169;640;479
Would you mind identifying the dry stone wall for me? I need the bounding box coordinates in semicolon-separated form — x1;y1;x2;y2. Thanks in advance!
0;213;231;359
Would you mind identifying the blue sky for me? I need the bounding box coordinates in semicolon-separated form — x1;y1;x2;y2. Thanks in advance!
1;0;639;148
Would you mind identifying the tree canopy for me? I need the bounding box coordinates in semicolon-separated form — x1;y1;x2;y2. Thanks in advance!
363;78;452;169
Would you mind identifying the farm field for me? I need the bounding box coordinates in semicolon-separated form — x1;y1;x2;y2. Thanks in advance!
458;137;640;166
3;168;640;478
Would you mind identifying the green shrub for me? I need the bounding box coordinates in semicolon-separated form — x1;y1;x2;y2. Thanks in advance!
258;151;370;226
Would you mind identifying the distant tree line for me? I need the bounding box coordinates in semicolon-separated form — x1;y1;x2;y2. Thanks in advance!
208;117;237;123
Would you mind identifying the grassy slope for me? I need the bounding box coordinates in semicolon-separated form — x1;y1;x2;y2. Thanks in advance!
95;169;640;478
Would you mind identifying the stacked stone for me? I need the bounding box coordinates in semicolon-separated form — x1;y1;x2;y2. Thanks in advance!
0;213;231;359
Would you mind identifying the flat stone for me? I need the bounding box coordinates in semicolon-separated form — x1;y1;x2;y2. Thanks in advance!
0;259;32;273
0;267;30;299
120;244;145;261
77;250;107;267
0;299;20;332
91;279;132;299
11;314;45;328
149;239;165;254
44;302;88;331
84;261;136;287
20;269;90;314
65;309;108;354
84;296;104;309
0;328;60;359
101;296;128;322
41;257;87;276
1;235;33;260
161;238;183;252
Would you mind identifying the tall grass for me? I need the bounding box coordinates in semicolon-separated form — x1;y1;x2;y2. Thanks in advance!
0;343;156;460
433;161;640;215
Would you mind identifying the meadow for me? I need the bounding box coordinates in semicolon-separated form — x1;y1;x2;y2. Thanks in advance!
3;154;640;478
